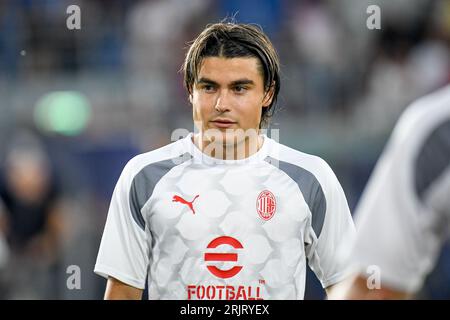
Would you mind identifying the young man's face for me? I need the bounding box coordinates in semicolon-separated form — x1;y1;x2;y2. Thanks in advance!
191;56;272;148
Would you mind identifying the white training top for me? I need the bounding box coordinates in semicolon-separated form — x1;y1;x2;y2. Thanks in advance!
95;133;355;299
352;84;450;293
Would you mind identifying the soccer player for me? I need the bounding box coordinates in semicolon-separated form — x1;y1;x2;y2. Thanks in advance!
94;22;355;300
330;85;450;299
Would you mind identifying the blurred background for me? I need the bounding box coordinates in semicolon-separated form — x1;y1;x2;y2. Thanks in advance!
0;0;449;299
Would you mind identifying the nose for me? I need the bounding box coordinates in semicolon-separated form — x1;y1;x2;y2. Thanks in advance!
214;90;231;113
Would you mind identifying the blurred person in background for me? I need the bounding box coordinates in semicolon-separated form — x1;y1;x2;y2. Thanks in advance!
0;129;66;299
329;84;450;299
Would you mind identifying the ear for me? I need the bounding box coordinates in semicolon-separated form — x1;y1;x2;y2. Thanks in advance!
262;82;275;107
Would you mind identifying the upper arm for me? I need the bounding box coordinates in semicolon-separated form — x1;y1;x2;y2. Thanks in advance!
324;283;336;298
305;160;356;289
104;276;143;300
94;160;150;290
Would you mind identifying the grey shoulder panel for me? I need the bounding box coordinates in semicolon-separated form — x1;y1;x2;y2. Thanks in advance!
265;156;327;237
414;120;450;202
129;153;192;230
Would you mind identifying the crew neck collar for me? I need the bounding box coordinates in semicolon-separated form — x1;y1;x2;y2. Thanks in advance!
182;132;270;165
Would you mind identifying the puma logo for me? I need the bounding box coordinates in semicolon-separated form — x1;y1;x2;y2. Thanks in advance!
172;194;199;214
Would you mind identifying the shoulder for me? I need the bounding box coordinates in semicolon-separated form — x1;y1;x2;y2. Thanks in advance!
401;87;450;202
393;85;450;147
121;139;187;183
267;138;337;184
379;85;450;177
265;139;343;212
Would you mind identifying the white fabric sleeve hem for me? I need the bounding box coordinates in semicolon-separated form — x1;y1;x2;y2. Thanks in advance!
320;269;353;289
94;263;146;290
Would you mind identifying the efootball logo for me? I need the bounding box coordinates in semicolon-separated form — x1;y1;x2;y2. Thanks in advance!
204;236;243;279
187;236;264;300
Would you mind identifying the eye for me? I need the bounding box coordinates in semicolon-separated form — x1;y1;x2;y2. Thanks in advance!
203;85;215;93
234;85;247;93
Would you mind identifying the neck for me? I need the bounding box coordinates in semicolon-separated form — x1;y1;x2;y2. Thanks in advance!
193;132;263;160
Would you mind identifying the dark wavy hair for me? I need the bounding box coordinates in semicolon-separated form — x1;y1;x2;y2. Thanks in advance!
182;22;281;128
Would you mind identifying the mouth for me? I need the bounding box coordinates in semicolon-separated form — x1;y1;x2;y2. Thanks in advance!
209;119;237;129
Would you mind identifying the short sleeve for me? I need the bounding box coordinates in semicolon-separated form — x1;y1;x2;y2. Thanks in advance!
305;161;356;288
94;160;150;289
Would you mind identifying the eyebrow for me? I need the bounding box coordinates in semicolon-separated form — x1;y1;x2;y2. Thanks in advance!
196;77;255;86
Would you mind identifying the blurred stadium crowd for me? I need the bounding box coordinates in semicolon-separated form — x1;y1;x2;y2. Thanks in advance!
0;0;449;299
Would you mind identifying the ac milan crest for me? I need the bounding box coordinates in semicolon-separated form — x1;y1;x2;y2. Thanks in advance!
256;190;276;221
